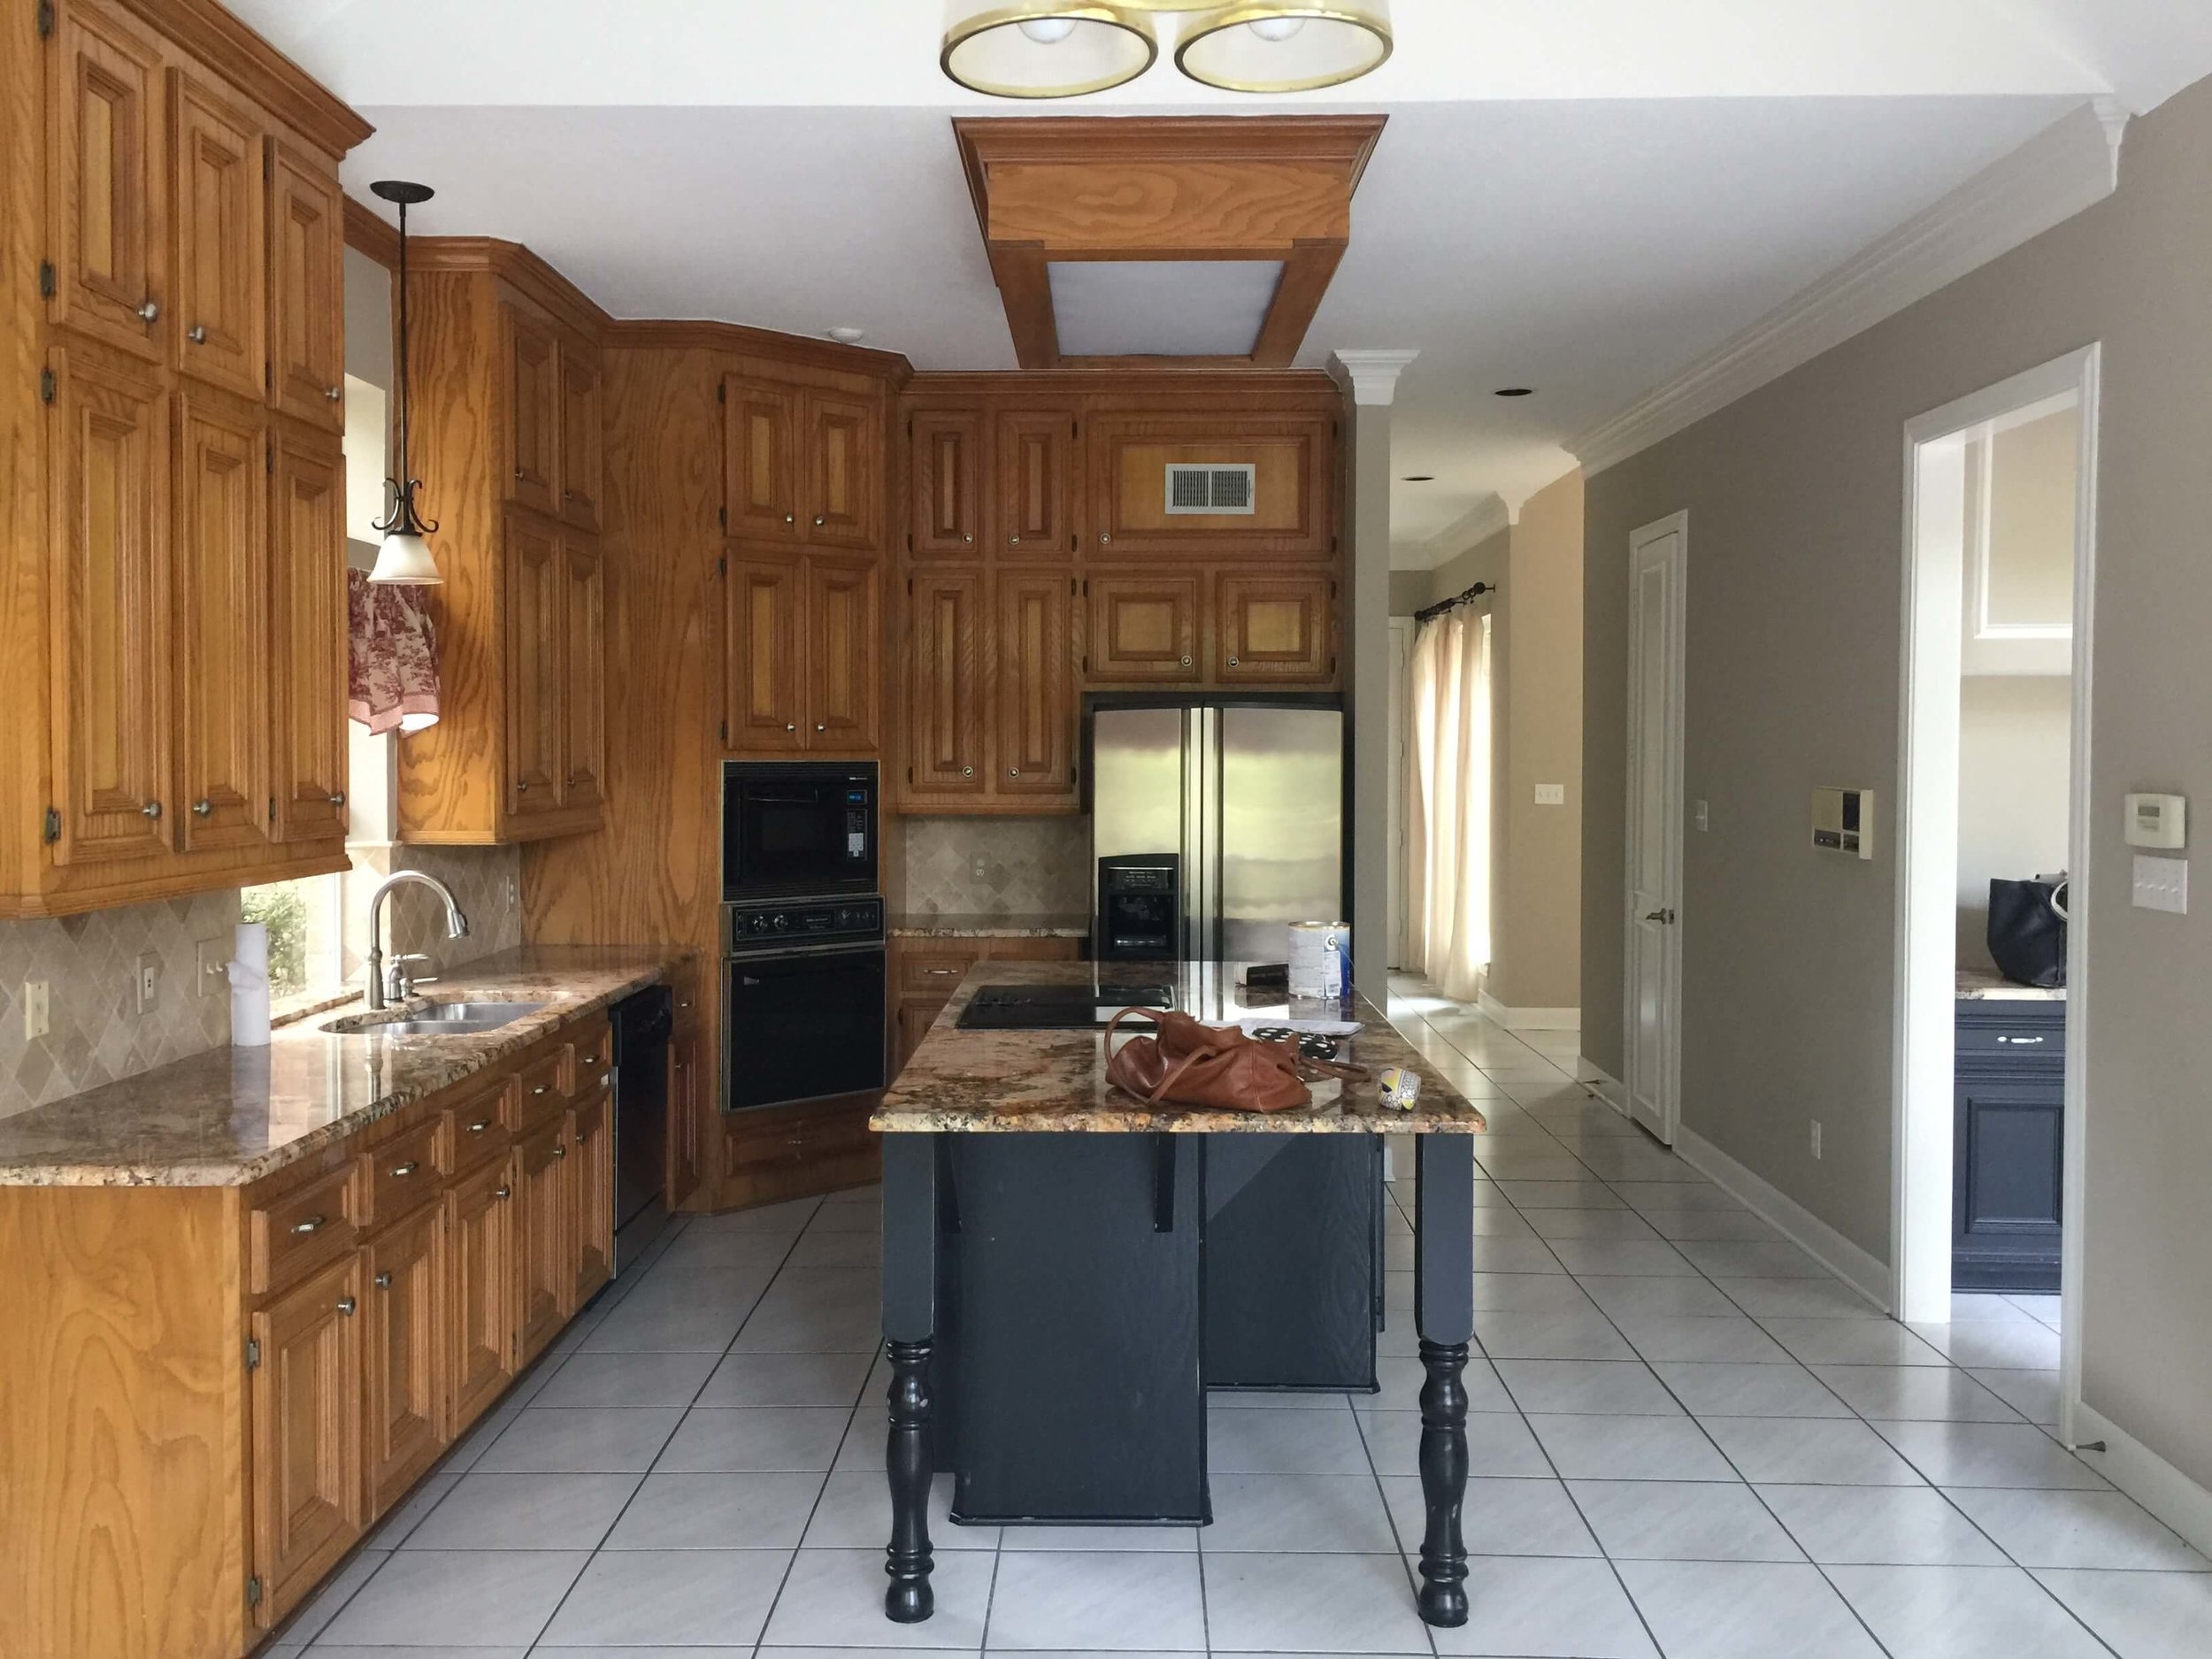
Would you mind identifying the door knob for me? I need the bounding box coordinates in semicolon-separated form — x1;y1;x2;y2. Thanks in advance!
135;297;159;322
1643;909;1677;925
187;325;207;344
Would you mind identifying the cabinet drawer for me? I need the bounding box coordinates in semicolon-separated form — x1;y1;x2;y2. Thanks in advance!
510;1047;572;1126
902;949;978;995
569;1017;613;1083
449;1079;515;1172
361;1118;446;1227
1955;1007;2065;1066
250;1162;359;1296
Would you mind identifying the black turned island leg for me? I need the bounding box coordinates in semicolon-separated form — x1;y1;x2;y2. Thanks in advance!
1412;1133;1476;1628
881;1133;940;1623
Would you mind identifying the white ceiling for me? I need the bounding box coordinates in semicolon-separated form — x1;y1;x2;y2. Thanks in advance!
227;0;2212;563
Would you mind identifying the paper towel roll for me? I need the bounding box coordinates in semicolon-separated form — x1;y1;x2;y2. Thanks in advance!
228;921;271;1048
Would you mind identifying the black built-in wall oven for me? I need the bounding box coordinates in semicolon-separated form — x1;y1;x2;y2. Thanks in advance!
721;762;887;1112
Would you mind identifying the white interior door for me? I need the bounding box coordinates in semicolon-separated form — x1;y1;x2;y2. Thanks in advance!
1625;515;1687;1142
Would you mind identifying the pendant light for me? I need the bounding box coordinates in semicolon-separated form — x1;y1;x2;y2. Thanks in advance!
367;179;442;586
1176;2;1393;93
941;2;1156;99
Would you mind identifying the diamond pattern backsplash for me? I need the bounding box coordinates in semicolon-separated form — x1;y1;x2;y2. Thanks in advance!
343;843;522;985
0;890;240;1122
900;816;1091;918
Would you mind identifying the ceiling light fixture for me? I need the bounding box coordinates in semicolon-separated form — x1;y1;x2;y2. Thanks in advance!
367;180;442;586
941;3;1390;98
1176;3;1392;94
941;4;1157;99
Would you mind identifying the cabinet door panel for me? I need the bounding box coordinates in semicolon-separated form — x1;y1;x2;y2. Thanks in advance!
505;308;561;516
995;410;1079;558
170;70;265;401
249;1254;364;1629
270;425;347;842
994;571;1074;799
446;1156;515;1432
803;391;879;549
504;513;563;814
668;1025;704;1210
266;142;344;429
806;556;879;751
49;0;165;358
725;377;799;541
1215;572;1333;684
514;1119;570;1369
364;1201;448;1517
47;343;171;863
174;383;268;851
910;408;982;559
560;538;606;809
723;553;803;751
568;1094;614;1308
906;570;985;799
1089;412;1332;558
557;338;602;531
1087;573;1199;684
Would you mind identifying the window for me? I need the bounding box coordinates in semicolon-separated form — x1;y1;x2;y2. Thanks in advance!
242;872;346;1002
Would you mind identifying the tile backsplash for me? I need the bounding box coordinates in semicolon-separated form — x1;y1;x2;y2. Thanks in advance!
0;890;240;1121
900;816;1091;918
343;843;522;984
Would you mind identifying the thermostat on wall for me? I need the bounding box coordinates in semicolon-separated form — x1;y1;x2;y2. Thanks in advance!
2124;793;2187;850
1811;787;1875;861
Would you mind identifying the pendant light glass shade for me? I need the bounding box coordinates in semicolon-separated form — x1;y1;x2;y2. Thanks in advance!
1176;2;1392;92
366;526;442;585
941;2;1156;98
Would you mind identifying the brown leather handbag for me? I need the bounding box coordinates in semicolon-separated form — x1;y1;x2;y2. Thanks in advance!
1103;1008;1363;1114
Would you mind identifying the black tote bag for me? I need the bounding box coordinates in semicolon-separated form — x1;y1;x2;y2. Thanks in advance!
1988;876;2069;988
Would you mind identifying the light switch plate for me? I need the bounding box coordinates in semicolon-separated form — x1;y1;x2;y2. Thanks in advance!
196;937;227;998
1535;783;1566;807
2132;854;2188;914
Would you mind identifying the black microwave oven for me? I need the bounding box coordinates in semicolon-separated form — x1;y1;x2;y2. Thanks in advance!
722;761;879;899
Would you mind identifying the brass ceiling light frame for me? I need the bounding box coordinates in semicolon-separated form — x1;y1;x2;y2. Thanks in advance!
940;3;1160;100
1174;3;1394;94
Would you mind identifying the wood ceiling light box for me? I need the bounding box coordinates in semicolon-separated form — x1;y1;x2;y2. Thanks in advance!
953;115;1386;370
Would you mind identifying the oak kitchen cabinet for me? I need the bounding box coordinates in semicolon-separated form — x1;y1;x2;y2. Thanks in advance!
888;934;1084;1076
722;547;882;754
0;0;368;918
724;369;884;550
907;403;1083;561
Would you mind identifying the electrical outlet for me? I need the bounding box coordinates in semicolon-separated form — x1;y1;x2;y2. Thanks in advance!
1535;783;1566;807
1809;1120;1823;1161
23;980;50;1041
134;952;159;1014
972;855;989;881
196;937;228;998
506;873;519;907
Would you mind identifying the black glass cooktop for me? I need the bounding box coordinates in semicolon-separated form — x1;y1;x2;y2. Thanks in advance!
956;983;1175;1030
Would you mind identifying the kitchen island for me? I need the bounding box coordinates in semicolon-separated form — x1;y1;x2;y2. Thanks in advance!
870;960;1487;1629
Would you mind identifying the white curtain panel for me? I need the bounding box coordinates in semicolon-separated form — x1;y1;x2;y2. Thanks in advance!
1408;606;1493;1002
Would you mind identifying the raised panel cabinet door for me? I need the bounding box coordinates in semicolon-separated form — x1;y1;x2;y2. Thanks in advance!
504;512;564;815
995;410;1079;558
557;337;602;531
1215;572;1334;684
906;569;985;798
668;1026;704;1210
269;425;348;842
513;1120;571;1369
805;555;880;751
174;382;269;851
560;537;607;809
1088;412;1333;558
910;407;982;558
723;552;803;751
47;0;165;358
993;571;1075;799
1086;572;1200;684
896;1002;945;1077
803;390;880;549
505;307;562;516
169;69;266;402
725;376;800;541
46;343;172;864
364;1199;448;1517
566;1094;614;1308
248;1253;365;1629
266;141;345;429
445;1155;515;1432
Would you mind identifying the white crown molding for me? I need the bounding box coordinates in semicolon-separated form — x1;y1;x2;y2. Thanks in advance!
1568;98;2129;478
1333;348;1420;406
1408;493;1510;569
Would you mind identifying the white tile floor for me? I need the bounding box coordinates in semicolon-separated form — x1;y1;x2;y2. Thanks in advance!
269;986;2210;1658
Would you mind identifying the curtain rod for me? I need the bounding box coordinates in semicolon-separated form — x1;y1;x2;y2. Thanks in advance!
1414;580;1499;624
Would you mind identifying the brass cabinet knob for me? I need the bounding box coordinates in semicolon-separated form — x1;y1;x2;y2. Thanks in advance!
1179;656;1192;669
187;324;207;344
963;534;972;543
325;387;342;402
192;799;212;818
1100;532;1111;544
533;1084;549;1096
814;516;825;526
1228;657;1240;669
1009;534;1020;545
494;1186;511;1200
329;791;347;807
514;466;525;481
961;766;973;778
816;723;826;733
784;513;795;525
467;1118;492;1133
786;723;796;733
517;779;530;792
390;1161;419;1179
553;1145;568;1160
1009;768;1019;778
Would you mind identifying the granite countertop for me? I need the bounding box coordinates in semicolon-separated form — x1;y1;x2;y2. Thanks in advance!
873;960;1488;1136
1957;967;2068;1002
890;913;1091;939
0;946;689;1189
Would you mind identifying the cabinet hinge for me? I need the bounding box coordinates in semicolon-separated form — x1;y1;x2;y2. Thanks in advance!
907;765;914;784
245;1575;263;1609
718;720;728;743
37;259;54;298
265;360;272;390
265;440;273;473
42;807;60;843
717;555;726;577
39;367;56;404
717;382;726;404
245;1337;261;1371
35;0;54;39
718;506;726;529
268;797;277;826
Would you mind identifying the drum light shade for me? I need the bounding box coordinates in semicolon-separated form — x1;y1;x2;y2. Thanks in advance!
942;3;1158;99
1176;2;1392;93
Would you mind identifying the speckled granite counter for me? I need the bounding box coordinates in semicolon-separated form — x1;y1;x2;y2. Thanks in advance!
0;946;688;1188
1957;966;2067;1002
889;912;1090;939
872;959;1487;1135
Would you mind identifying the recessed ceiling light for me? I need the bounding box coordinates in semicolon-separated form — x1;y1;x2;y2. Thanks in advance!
1402;475;1435;481
1494;387;1533;397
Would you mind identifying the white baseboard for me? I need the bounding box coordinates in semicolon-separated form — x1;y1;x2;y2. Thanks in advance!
1478;993;1581;1031
2069;1400;2212;1560
1579;1062;1628;1110
1674;1125;1892;1312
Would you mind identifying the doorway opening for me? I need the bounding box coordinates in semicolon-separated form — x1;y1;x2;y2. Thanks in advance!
1624;513;1687;1145
1895;347;2098;1441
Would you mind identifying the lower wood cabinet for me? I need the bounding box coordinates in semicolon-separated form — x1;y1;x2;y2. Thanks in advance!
889;935;1083;1076
512;1115;571;1371
363;1199;449;1516
568;1093;616;1308
249;1252;366;1627
668;1018;707;1212
446;1152;517;1432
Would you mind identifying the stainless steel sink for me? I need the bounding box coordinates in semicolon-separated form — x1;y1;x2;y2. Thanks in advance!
324;1000;545;1037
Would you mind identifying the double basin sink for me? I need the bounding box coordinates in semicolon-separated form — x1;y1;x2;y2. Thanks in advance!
322;1001;545;1038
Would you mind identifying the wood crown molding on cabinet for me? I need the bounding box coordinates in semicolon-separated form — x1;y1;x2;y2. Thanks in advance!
116;0;372;155
951;115;1386;372
405;237;611;341
604;319;913;383
342;193;402;267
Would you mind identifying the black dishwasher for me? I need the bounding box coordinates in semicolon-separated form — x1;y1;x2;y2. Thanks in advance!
611;987;673;1272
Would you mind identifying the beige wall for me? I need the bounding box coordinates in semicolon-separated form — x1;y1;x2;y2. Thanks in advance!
1956;677;2072;972
1582;79;2212;1492
1388;568;1432;616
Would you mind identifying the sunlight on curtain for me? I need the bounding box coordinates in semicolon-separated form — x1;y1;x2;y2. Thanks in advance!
1407;607;1493;1002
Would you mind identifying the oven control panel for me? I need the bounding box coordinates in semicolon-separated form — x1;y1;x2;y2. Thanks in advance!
723;895;885;956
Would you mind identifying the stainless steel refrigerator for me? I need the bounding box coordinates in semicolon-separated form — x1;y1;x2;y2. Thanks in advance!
1088;696;1345;964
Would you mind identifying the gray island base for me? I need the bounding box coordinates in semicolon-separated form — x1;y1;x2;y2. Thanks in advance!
869;961;1487;1629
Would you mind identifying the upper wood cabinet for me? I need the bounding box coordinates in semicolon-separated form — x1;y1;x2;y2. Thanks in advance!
48;0;166;361
995;409;1080;558
806;556;880;751
173;380;268;852
1088;411;1334;559
804;391;880;548
504;512;564;818
169;69;265;402
266;142;344;429
905;568;986;800
722;548;880;756
723;373;883;550
268;422;348;843
1215;572;1335;685
561;540;607;809
910;407;981;558
723;551;803;751
994;570;1076;801
505;306;561;518
1087;571;1201;684
725;376;800;541
557;337;602;531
